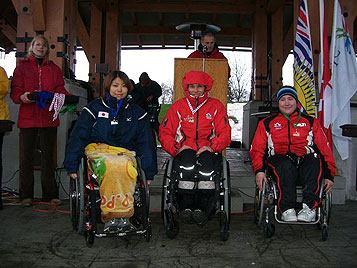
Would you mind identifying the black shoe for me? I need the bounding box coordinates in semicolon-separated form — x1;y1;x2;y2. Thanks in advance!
104;218;134;233
179;208;193;223
192;209;208;225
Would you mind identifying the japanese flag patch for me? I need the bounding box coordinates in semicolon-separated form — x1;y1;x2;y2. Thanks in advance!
98;111;109;118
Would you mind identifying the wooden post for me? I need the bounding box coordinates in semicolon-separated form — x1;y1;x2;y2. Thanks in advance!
105;0;120;72
88;3;102;93
12;0;36;64
252;0;268;101
271;6;284;93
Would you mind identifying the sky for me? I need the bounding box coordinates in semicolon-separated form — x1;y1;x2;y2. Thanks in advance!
0;48;294;87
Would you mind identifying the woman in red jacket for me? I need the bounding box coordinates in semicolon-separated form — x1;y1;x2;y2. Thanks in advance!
250;86;335;222
159;70;231;224
11;35;70;207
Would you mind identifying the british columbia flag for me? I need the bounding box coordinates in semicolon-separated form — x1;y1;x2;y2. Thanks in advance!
293;0;317;117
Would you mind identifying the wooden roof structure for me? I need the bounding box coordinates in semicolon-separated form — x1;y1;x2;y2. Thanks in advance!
1;0;357;100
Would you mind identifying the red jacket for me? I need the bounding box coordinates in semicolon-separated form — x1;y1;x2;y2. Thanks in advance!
249;111;336;179
188;47;231;77
10;56;70;128
159;90;231;157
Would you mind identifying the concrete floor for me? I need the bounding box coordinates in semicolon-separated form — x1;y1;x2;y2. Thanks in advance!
0;197;356;268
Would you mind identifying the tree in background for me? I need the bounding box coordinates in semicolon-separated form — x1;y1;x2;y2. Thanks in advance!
228;55;251;102
159;81;173;104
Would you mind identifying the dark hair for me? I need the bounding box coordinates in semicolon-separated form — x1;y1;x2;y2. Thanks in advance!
139;72;151;86
101;71;133;99
201;30;216;41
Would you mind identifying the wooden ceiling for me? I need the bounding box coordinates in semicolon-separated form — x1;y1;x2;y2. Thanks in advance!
0;0;294;52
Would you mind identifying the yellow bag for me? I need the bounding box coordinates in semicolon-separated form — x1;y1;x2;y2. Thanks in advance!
85;143;137;221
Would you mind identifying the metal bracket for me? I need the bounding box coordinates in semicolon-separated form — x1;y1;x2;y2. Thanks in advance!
15;37;33;43
56;51;68;59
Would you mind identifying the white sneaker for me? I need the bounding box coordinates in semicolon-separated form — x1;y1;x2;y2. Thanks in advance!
281;208;297;222
297;203;316;222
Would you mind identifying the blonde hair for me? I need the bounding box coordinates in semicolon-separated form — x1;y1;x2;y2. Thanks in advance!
28;35;50;58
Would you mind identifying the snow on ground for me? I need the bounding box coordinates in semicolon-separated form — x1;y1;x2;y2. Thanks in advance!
227;103;245;141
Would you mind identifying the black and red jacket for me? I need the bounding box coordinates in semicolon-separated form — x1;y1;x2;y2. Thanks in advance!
159;90;231;157
250;110;336;180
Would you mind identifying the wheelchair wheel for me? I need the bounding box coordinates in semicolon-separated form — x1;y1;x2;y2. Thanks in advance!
219;211;229;241
219;158;230;241
69;158;86;234
322;192;332;225
144;221;152;242
161;159;179;239
254;182;267;227
164;209;179;239
322;225;328;241
320;192;331;241
136;161;152;242
263;223;275;238
85;230;95;248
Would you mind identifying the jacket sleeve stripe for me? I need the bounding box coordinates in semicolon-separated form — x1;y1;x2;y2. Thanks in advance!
83;107;96;119
138;112;147;120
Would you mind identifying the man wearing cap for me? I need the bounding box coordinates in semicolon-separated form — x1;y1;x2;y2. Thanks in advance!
159;70;231;225
250;86;336;222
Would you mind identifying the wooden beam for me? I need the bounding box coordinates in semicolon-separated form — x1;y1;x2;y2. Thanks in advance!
121;25;251;36
252;0;268;101
130;12;137;26
266;0;285;14
92;0;106;12
31;0;46;31
68;0;78;72
340;0;357;42
88;3;102;93
271;6;284;91
44;0;66;70
118;2;255;14
77;9;89;57
12;0;36;62
283;23;293;62
105;0;119;72
0;18;17;45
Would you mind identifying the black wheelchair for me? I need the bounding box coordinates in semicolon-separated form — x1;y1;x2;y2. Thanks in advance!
70;157;152;247
147;103;161;143
161;156;231;241
254;174;332;241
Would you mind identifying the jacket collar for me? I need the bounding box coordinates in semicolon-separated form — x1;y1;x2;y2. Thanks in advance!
185;90;209;107
102;94;129;110
28;56;49;66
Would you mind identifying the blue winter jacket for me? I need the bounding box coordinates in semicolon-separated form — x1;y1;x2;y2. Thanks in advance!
64;96;158;180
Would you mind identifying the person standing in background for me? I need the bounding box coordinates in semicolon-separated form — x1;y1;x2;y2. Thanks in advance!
188;30;231;77
0;66;9;209
10;35;70;207
135;72;162;138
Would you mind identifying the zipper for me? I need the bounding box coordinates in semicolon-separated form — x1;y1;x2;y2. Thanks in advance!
288;120;291;152
195;98;199;150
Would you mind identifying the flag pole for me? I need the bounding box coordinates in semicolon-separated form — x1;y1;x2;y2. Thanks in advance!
304;0;317;117
330;0;338;75
317;0;324;112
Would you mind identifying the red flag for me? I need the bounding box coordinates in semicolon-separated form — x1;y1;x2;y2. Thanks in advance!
318;0;333;147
